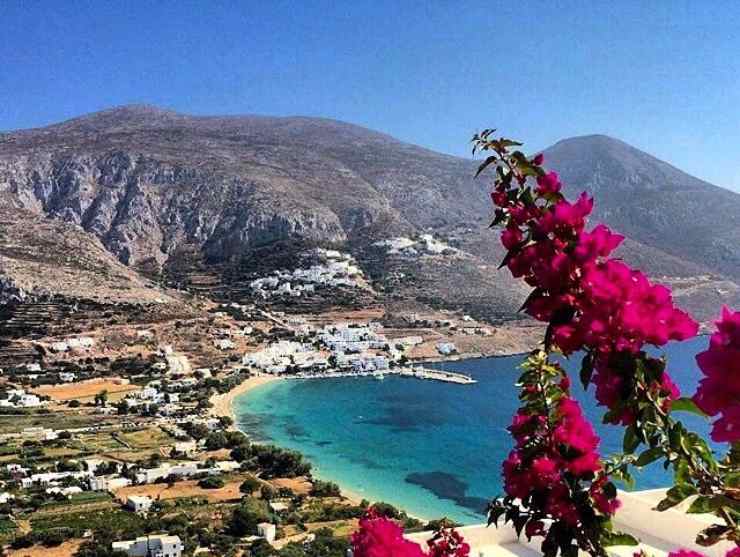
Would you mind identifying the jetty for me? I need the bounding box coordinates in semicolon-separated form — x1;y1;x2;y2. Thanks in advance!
400;366;477;384
287;366;476;385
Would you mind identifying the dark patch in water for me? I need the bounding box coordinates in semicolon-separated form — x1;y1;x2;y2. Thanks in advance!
355;404;445;432
405;471;489;515
314;440;333;447
345;454;385;470
285;423;309;439
277;415;310;439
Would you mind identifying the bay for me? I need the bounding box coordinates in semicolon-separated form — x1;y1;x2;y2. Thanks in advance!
234;336;712;524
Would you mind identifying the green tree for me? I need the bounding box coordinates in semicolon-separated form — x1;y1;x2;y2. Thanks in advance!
205;431;229;451
199;476;225;489
94;390;108;406
240;475;261;495
228;498;272;537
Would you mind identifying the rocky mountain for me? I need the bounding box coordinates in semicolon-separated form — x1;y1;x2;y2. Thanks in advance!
0;105;737;322
543;135;740;281
0;195;180;306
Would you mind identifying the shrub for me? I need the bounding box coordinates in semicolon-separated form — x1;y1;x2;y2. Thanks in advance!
198;476;225;489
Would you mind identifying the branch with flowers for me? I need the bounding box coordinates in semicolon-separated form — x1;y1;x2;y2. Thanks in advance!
350;131;738;557
474;130;739;557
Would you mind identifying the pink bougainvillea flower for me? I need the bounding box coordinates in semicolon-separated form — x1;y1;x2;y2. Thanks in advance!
694;307;740;442
501;225;523;250
536;171;561;194
667;550;708;557
351;511;427;557
427;528;471;557
573;224;624;263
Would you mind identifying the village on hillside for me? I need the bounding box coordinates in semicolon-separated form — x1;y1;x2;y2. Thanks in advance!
0;283;541;557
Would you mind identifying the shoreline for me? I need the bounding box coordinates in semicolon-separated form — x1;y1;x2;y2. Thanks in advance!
217;372;433;522
209;374;281;424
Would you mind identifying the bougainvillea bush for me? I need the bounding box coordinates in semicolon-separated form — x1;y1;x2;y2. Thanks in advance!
352;132;739;557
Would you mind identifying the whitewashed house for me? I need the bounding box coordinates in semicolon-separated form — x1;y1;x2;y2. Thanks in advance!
112;535;184;557
126;495;153;513
257;522;276;542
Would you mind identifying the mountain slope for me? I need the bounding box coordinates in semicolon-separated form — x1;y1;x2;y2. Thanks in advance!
0;196;180;305
543;135;740;281
0;106;737;321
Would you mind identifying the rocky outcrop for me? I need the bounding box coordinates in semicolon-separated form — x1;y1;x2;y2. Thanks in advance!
0;152;348;267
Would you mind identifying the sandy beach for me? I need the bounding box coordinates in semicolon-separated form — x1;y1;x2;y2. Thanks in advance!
209;374;281;424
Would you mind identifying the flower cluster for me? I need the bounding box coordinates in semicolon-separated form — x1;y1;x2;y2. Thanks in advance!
427;528;471;557
666;547;740;557
351;509;469;557
473;132;737;555
693;306;740;442
351;510;427;557
490;156;698;422
503;394;619;527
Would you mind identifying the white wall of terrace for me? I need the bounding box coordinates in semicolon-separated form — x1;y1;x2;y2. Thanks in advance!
406;490;736;557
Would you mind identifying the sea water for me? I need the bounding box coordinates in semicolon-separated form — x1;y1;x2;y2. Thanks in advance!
233;336;712;524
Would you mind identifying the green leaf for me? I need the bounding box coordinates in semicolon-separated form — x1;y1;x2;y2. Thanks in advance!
498;250;514;270
513;515;528;538
724;471;740;488
623;426;640;454
675;461;691;485
635;447;663;467
601;531;640;547
475;155;499;178
670;397;708;417
686;495;720;514
696;524;731;547
498;139;523;148
487;503;506;526
579;353;594;389
518;287;544;313
656;484;697;511
489;208;507;228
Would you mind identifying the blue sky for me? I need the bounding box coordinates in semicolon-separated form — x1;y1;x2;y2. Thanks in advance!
2;1;739;191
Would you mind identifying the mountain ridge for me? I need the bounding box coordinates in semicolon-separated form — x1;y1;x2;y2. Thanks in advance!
0;106;737;322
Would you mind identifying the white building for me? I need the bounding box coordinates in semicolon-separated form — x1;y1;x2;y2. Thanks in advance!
112;535;184;557
166;354;191;375
436;342;457;355
59;372;76;382
22;470;91;488
126;495;153;513
46;486;83;497
50;341;69;353
135;462;215;484
394;336;424;348
243;341;311;373
174;441;197;456
0;389;42;408
257;522;276;543
76;336;95;348
89;475;131;491
213;339;235;350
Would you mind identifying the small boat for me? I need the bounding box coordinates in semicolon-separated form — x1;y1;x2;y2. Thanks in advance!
375;373;385;380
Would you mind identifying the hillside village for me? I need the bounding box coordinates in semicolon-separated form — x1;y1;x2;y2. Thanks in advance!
0;295;541;557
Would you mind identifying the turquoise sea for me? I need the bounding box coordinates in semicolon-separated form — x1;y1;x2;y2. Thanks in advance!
233;336;713;524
